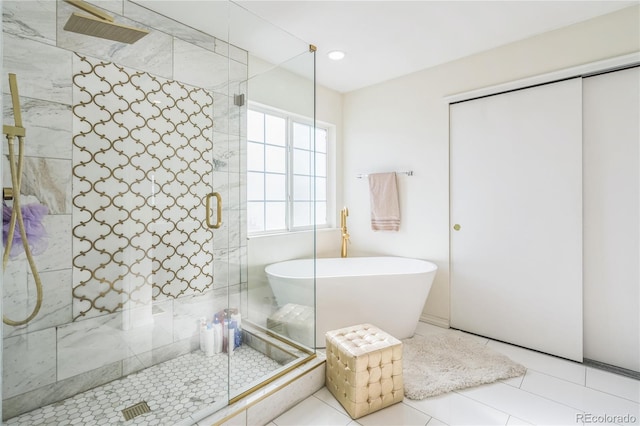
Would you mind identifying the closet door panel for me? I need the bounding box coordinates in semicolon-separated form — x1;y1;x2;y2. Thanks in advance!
450;78;583;361
583;67;639;372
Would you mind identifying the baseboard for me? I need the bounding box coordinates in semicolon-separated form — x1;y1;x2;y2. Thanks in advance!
420;314;450;329
583;358;640;380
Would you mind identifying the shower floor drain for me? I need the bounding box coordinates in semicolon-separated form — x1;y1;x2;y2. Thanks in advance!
122;401;151;421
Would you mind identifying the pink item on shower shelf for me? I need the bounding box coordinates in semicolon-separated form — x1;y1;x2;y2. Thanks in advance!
3;202;49;258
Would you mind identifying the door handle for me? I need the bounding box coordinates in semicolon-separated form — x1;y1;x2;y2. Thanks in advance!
206;192;222;229
453;224;461;231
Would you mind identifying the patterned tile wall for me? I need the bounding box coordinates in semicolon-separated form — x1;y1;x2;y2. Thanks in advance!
71;53;215;319
2;0;248;419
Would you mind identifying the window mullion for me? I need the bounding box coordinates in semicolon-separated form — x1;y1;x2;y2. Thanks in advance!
286;117;293;231
262;119;267;232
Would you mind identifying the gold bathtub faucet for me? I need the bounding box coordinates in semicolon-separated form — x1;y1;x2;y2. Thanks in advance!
340;207;350;258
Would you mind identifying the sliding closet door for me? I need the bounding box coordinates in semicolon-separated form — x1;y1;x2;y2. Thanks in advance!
450;78;583;361
583;67;639;372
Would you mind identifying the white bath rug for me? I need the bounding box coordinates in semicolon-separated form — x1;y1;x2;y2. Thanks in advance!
402;332;526;400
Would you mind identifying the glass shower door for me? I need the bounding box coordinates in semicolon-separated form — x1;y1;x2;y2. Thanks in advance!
227;1;318;403
1;0;235;422
2;0;317;422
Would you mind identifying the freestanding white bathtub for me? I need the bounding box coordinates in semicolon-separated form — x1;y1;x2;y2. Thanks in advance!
264;257;438;347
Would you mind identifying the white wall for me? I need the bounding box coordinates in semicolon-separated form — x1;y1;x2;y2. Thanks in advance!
342;6;640;325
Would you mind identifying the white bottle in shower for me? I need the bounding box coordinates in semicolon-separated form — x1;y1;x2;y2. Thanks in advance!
213;315;223;354
204;324;214;357
199;317;207;353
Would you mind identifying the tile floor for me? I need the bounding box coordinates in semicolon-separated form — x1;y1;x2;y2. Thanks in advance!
269;323;640;426
5;345;283;426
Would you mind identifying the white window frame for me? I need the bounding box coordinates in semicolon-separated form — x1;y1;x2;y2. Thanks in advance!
247;102;334;235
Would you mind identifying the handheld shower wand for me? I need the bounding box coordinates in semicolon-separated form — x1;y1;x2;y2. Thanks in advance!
3;74;44;326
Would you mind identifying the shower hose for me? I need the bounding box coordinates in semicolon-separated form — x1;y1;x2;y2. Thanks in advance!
3;73;43;326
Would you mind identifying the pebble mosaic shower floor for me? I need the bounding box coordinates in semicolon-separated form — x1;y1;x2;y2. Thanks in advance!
5;346;283;426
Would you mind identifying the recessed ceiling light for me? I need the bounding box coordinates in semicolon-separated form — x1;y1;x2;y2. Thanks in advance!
327;50;345;61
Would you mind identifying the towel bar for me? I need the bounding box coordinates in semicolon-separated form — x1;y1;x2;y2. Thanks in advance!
356;171;413;179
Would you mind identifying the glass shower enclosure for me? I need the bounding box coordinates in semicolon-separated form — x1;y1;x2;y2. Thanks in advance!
1;1;317;424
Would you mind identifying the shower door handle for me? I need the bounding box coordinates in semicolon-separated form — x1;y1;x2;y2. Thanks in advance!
205;192;222;229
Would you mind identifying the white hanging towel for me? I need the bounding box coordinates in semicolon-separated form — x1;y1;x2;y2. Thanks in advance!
368;172;400;231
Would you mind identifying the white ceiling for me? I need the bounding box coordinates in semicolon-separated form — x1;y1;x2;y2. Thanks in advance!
138;1;637;93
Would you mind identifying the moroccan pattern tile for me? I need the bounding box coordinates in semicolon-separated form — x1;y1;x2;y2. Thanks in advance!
71;53;215;320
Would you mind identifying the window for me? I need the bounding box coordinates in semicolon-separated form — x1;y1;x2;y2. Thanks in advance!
247;105;329;234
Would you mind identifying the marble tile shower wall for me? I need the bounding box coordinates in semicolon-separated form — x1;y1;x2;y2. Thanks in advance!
1;0;247;419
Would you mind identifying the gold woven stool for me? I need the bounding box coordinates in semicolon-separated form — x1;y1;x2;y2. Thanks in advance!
325;323;403;419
